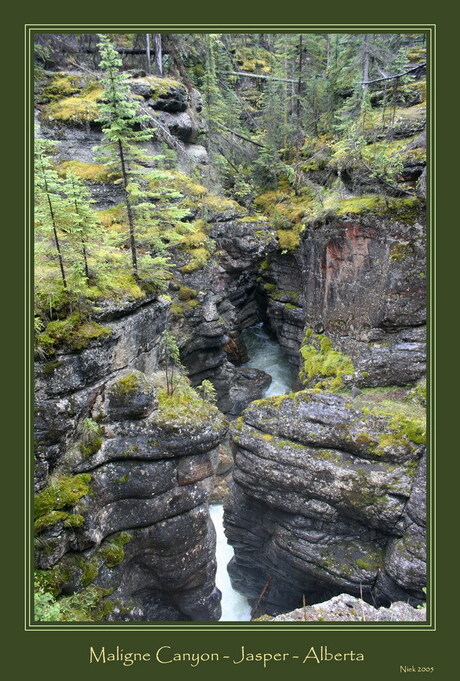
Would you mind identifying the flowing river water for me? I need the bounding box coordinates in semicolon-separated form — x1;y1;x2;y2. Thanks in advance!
210;324;297;621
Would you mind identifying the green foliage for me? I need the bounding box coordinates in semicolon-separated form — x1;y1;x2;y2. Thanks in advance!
34;576;114;622
34;135;129;321
79;418;103;458
156;377;222;427
161;330;184;396
34;578;62;621
197;379;217;404
95;35;193;284
299;330;355;390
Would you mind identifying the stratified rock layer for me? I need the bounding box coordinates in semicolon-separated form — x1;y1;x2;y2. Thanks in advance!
35;366;228;621
225;390;426;616
260;202;426;388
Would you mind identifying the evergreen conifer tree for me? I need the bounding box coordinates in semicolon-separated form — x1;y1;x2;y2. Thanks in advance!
95;35;192;286
95;34;154;278
34;137;70;292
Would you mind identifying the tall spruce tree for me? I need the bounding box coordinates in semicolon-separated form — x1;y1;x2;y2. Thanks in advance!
63;171;104;283
95;35;192;285
34;137;69;292
95;34;153;278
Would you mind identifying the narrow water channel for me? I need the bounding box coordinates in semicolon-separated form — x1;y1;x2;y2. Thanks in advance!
210;323;296;621
241;323;297;398
209;504;252;621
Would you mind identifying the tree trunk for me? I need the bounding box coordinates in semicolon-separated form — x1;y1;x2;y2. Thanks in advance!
294;35;304;194
362;33;370;94
145;33;151;74
153;34;163;76
117;140;138;277
40;159;67;290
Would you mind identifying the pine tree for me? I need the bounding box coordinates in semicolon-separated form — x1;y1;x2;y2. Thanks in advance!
95;35;193;286
63;171;103;282
34;137;69;292
95;34;153;278
161;330;183;396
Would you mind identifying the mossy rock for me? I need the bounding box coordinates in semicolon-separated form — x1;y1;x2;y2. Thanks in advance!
178;286;198;301
155;379;226;431
36;314;111;357
335;195;422;222
34;474;91;522
276;227;302;251
56;160;118;183
128;75;187;106
105;370;157;421
180;247;211;273
41;81;104;125
100;532;132;568
299;330;355;391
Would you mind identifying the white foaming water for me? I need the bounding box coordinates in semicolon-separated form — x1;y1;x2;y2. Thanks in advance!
208;325;294;621
209;504;252;621
242;323;296;397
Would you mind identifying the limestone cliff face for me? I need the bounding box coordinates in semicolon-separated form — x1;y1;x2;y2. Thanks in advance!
258;199;426;389
225;390;426;616
299;204;426;387
35;368;227;621
34;296;169;490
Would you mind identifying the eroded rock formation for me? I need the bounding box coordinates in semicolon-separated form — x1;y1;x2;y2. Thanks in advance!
225;390;426;616
35;368;227;621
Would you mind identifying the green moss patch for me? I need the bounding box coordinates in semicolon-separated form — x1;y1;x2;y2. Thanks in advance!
178;286;198;301
130;74;184;97
100;532;132;568
34;474;91;533
41;73;86;100
234;46;271;73
202;194;246;215
155;378;223;429
276;226;302;251
336;195;421;221
180;247;211;273
42;82;104;124
299;330;354;390
112;373;142;396
37;314;111;356
353;387;426;451
56;160;118;183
